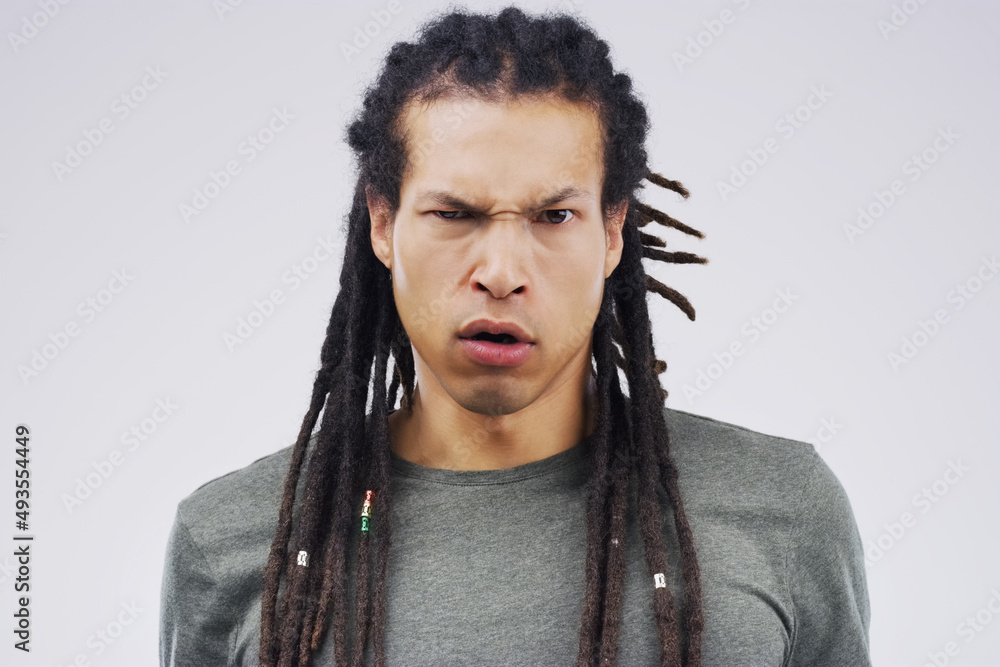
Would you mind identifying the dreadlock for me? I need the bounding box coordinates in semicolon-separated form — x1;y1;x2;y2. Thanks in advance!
259;6;708;666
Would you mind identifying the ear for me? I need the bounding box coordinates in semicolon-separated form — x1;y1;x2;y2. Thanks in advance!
367;184;394;271
603;199;627;279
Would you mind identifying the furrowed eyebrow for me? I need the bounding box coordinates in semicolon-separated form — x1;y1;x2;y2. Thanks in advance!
416;186;593;215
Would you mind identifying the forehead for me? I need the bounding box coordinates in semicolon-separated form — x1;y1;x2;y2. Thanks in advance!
396;93;605;203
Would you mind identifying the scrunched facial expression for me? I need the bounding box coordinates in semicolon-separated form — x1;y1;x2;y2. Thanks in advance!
368;93;624;419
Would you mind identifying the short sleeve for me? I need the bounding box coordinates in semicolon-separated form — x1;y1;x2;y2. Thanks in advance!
784;453;872;666
160;507;235;666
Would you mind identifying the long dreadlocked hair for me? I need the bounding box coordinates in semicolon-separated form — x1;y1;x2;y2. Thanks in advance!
259;6;708;666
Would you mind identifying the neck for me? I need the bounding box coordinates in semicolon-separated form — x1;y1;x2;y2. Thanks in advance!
388;371;598;471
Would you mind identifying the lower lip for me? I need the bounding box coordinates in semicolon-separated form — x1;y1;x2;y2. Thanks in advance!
459;338;534;367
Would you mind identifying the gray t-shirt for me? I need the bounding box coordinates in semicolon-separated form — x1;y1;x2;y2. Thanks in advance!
159;406;871;666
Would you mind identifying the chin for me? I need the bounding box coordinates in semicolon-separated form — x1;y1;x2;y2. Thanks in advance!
456;386;528;419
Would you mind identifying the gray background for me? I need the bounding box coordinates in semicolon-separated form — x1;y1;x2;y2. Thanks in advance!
1;0;998;664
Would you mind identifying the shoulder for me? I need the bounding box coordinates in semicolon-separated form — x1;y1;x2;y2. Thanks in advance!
170;440;306;588
177;443;295;532
662;406;827;502
660;406;862;559
661;406;865;578
161;443;308;663
660;407;870;652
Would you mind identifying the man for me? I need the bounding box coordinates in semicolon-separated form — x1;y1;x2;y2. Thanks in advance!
160;7;871;666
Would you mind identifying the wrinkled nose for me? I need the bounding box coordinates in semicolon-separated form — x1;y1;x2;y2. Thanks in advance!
470;219;528;298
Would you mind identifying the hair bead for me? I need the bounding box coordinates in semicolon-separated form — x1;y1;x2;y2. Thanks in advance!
361;490;375;532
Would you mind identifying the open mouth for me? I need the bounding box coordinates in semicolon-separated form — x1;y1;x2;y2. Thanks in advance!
469;332;519;344
458;327;534;366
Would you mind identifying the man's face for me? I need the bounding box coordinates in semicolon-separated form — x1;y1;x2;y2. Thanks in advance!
368;93;625;419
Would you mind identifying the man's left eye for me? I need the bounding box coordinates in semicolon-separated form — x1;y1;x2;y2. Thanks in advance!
541;209;574;224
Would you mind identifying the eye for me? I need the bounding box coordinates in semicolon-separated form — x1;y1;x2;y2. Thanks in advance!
431;209;574;223
540;209;574;224
432;210;469;220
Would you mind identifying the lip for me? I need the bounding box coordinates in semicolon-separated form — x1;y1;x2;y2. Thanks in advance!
459;338;534;367
458;319;533;343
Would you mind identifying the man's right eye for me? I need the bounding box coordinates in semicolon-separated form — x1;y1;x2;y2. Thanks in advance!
433;210;468;220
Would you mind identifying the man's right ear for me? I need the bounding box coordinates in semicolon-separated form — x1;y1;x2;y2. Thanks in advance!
366;184;393;271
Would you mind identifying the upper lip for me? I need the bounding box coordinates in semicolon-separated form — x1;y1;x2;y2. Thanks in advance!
458;319;533;343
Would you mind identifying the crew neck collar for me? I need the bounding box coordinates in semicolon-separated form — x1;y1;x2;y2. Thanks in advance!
390;438;592;485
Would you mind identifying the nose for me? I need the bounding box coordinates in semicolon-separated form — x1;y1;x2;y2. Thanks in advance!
470;218;528;298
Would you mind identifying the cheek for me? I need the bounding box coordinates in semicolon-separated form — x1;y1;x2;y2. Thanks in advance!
392;223;434;303
392;231;458;343
559;233;606;298
546;251;606;350
555;259;603;305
